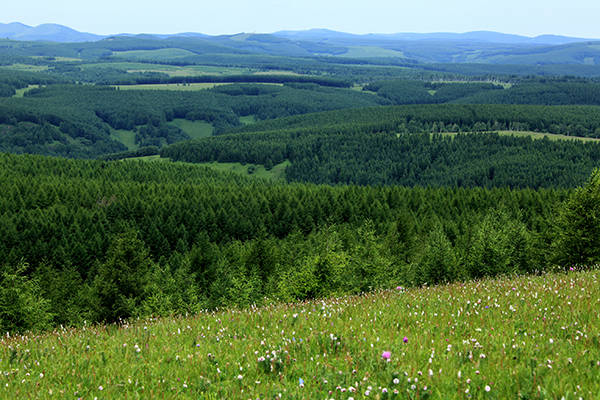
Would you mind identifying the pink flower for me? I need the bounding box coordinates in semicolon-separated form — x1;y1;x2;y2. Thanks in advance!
381;351;391;360
403;336;408;343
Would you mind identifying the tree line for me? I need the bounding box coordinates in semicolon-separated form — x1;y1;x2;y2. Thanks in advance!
2;152;596;332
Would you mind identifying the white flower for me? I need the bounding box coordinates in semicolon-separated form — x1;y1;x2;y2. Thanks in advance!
237;374;243;380
485;385;491;392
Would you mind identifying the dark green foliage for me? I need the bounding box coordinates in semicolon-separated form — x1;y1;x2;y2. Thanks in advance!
0;153;572;330
91;230;153;322
553;169;600;266
0;82;384;157
163;130;600;188
364;80;502;105
0;263;53;333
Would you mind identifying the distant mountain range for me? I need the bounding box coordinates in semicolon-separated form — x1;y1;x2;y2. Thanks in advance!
0;22;595;45
273;29;593;46
0;22;103;42
1;22;600;65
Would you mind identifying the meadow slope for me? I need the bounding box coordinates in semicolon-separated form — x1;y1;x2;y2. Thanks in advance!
1;270;598;399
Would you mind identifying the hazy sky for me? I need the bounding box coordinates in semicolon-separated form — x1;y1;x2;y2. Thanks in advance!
3;0;600;38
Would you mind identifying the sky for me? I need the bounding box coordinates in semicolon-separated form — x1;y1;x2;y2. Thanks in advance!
3;0;600;38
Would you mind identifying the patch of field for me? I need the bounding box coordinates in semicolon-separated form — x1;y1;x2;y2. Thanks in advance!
128;155;164;162
1;270;599;398
110;129;138;150
30;56;82;62
239;115;257;125
13;84;39;98
195;160;289;181
112;48;198;60
81;62;249;77
115;83;226;91
496;130;600;142
252;70;301;76
430;79;512;89
438;130;600;142
340;46;405;58
115;82;283;91
0;64;48;72
168;119;214;139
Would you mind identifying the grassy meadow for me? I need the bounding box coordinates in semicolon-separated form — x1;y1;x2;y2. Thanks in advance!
1;270;598;399
439;130;600;143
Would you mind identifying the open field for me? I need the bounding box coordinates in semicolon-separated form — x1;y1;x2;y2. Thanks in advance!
1;270;598;399
115;82;283;91
239;115;257;125
168;119;214;139
81;62;251;77
188;160;289;181
341;46;405;58
0;64;49;72
125;157;288;181
111;48;199;60
12;84;39;98
439;130;600;142
110;129;138;150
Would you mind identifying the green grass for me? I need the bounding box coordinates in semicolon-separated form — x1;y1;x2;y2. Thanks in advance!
12;85;39;98
239;115;257;125
0;64;48;72
340;46;405;58
115;82;283;91
110;129;138;150
1;269;598;398
439;130;600;143
194;160;289;181
168;119;214;139
81;62;249;77
115;83;228;91
111;48;199;60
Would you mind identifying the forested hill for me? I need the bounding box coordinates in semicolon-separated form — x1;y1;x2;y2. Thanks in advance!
162;103;600;188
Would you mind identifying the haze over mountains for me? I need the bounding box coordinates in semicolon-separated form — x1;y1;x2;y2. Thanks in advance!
2;22;600;65
1;22;595;45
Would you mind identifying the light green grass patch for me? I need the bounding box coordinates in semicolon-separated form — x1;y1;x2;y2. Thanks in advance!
30;56;82;62
82;62;248;77
115;82;283;91
0;64;48;72
436;130;600;142
111;48;198;60
239;115;257;125
168;119;214;139
115;83;227;91
196;160;289;181
110;129;138;150
13;85;39;98
340;46;405;58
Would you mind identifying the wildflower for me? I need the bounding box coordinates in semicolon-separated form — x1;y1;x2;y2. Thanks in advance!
237;374;243;380
299;378;304;388
393;378;400;385
403;336;408;343
485;385;491;392
381;351;391;360
98;386;103;391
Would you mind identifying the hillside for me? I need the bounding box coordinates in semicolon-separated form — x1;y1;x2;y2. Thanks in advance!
2;270;598;398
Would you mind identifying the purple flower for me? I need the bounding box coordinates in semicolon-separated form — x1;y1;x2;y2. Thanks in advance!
381;351;391;360
403;336;408;343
